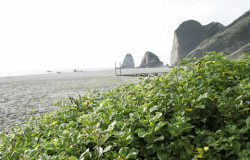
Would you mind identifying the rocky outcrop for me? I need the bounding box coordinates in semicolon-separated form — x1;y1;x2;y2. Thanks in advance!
170;10;250;65
121;53;135;68
185;10;250;60
139;51;164;68
225;43;250;59
170;20;224;66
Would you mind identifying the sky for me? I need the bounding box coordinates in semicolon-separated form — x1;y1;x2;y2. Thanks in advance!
0;0;249;74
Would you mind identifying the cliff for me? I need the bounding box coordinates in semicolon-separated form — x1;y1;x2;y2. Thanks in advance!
170;20;224;66
170;10;250;65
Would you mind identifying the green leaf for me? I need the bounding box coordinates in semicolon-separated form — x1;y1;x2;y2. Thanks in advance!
130;112;140;118
232;140;241;151
107;121;116;131
24;149;33;156
154;135;164;142
66;147;77;155
95;146;103;158
47;143;56;150
197;93;208;102
154;112;163;121
150;105;160;113
149;144;160;152
126;134;134;144
119;147;129;157
150;112;163;123
79;149;92;159
246;117;250;129
195;105;205;109
225;125;237;133
157;151;168;160
155;121;167;132
170;93;178;100
239;127;248;133
181;122;194;131
138;129;148;138
126;152;138;159
103;145;112;153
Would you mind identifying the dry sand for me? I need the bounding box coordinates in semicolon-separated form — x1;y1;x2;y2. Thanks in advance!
0;70;139;131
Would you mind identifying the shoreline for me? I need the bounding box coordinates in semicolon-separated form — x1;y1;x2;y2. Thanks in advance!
0;68;113;78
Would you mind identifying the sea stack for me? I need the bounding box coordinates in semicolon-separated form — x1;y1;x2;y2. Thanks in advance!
121;53;135;68
139;51;164;68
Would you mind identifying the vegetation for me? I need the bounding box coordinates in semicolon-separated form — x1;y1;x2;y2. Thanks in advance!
0;52;249;160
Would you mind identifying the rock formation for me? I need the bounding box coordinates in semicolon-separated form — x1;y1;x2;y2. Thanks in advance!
170;20;224;66
186;10;250;60
225;43;250;59
139;51;164;68
121;53;135;68
170;10;250;65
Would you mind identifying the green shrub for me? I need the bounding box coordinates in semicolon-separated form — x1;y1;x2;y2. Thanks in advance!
0;52;249;160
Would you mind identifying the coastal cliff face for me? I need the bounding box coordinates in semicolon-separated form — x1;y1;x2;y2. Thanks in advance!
121;53;135;68
170;10;250;66
225;43;250;59
170;20;224;66
139;51;164;68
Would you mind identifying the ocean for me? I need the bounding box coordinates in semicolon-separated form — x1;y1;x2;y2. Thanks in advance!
0;68;113;77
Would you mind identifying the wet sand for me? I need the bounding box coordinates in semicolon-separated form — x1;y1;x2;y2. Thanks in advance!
0;70;139;131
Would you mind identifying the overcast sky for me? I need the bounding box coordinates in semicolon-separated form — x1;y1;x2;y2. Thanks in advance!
0;0;249;74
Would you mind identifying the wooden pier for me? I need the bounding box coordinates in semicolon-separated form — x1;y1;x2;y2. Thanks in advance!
116;71;169;77
114;63;171;77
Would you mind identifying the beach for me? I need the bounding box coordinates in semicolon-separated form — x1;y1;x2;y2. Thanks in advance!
0;70;139;131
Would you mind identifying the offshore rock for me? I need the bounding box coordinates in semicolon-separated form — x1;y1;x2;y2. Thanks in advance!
121;53;135;68
139;51;164;68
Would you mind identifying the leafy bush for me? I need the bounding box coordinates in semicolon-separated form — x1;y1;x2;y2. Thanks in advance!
0;52;249;160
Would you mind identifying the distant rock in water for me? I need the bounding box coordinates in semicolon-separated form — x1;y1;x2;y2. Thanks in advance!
73;69;85;72
170;9;250;66
139;51;164;68
170;20;224;66
121;53;135;68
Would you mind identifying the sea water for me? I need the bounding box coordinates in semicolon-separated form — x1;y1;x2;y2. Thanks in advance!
0;68;112;77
